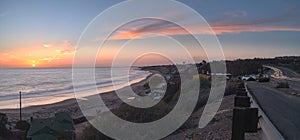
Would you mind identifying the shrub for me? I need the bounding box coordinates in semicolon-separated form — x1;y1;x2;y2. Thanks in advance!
0;123;11;138
235;81;244;88
200;77;211;88
258;74;270;82
258;77;270;82
15;120;30;131
225;83;239;96
0;113;11;138
276;82;289;88
79;126;112;140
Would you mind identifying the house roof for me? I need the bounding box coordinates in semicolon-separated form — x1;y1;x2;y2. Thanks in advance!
27;112;74;138
31;133;57;140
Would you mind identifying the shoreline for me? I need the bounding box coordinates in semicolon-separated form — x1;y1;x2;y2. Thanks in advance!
0;69;153;110
0;70;155;123
0;67;151;109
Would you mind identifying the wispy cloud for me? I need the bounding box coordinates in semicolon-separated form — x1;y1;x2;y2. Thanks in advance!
224;10;247;18
43;44;51;48
38;40;76;66
212;25;300;34
43;40;76;54
38;57;57;62
43;40;76;61
108;20;180;40
103;10;300;41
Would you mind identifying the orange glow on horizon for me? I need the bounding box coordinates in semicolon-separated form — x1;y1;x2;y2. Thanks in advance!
0;40;76;68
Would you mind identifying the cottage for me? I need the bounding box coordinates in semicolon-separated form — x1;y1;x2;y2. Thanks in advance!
27;112;75;140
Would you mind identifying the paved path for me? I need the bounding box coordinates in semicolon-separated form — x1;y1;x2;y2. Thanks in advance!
247;82;300;140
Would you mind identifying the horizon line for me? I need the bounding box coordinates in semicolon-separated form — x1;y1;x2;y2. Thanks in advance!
1;55;299;69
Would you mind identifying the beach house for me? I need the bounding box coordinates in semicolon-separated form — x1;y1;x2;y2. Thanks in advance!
27;112;75;140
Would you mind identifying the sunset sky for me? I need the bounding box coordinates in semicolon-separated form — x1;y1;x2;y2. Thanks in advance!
0;0;300;68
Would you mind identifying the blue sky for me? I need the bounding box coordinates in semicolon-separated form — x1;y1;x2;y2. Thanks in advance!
0;0;299;67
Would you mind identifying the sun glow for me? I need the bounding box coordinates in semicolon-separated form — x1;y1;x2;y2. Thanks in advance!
0;40;77;68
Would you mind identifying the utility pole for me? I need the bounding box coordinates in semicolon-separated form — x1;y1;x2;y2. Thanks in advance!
19;91;22;121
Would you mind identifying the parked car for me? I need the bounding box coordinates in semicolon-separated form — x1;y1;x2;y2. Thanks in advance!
241;75;257;81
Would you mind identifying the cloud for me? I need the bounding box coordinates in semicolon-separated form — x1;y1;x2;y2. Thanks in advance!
56;40;76;54
43;40;74;47
51;40;76;61
61;40;74;48
224;10;247;18
55;48;76;55
107;20;180;40
43;44;51;48
105;18;300;41
37;40;76;64
35;40;76;66
102;9;300;41
43;40;76;54
0;39;78;67
38;57;55;62
212;25;300;34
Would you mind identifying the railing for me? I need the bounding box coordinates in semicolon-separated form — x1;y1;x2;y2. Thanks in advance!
244;83;285;140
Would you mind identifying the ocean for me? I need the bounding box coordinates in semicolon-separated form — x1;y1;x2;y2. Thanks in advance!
0;67;150;109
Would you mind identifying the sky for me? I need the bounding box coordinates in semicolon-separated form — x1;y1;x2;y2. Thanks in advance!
0;0;300;67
